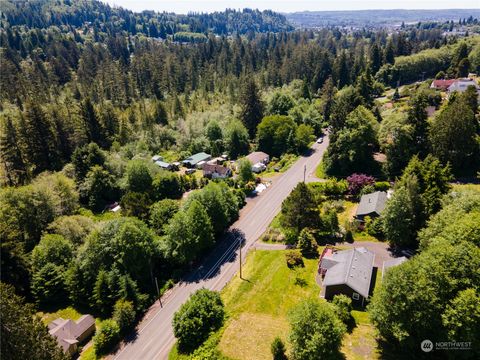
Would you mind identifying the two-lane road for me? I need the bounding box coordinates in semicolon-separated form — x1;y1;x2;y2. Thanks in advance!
113;136;329;360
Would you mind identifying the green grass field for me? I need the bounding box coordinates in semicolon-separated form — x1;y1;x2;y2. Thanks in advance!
218;250;321;360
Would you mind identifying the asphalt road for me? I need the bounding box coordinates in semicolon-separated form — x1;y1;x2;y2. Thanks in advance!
112;136;329;360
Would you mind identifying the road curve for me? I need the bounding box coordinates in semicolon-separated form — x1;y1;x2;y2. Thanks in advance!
112;137;329;360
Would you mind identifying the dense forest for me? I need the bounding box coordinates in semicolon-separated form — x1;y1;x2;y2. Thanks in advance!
1;0;480;359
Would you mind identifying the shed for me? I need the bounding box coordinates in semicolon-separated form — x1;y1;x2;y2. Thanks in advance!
355;191;388;221
182;152;211;168
151;155;163;162
155;160;173;171
252;162;267;173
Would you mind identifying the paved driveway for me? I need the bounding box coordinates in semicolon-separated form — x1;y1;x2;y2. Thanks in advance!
335;241;396;268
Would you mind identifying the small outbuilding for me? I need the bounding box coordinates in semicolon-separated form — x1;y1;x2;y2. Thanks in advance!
319;247;376;305
48;315;96;355
355;191;388;222
155;160;173;171
252;162;267;173
182;152;212;168
151;155;163;162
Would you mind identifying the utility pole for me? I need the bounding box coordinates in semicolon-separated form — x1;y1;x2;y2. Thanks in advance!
155;277;162;308
239;236;242;280
303;164;306;183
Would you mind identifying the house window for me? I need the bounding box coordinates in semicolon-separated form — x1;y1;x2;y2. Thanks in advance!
352;292;360;300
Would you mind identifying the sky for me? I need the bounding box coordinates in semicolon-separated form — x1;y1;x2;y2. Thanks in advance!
103;0;480;13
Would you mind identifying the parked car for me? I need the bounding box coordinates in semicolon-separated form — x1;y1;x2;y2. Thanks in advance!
185;168;196;175
316;137;323;143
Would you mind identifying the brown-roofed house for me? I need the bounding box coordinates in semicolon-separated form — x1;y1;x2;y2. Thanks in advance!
430;79;456;91
202;164;232;179
245;151;270;165
48;315;96;355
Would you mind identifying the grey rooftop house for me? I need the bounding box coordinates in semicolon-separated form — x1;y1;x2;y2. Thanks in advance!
48;315;96;355
355;191;388;221
319;247;375;305
182;152;211;167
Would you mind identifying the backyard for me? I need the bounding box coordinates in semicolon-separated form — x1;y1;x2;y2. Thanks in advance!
215;249;380;360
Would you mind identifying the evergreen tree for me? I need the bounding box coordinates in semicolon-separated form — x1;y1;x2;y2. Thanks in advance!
281;182;320;235
429;98;479;176
81;97;105;146
384;39;395;64
406;93;429;157
22;101;59;173
0;116;28;185
239;78;264;138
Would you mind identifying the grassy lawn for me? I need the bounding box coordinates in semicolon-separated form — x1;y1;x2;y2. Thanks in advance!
452;183;480;192
341;311;380;360
38;306;83;326
170;248;382;359
218;250;321;360
337;201;380;243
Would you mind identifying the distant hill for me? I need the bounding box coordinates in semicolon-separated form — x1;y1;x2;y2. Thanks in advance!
286;9;480;28
1;0;293;36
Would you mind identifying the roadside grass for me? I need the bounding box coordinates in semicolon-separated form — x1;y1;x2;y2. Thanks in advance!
263;154;299;177
315;161;326;179
218;250;321;359
79;345;97;360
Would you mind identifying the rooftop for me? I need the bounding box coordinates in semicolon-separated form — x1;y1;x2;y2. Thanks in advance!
245;151;269;164
356;191;388;217
322;247;375;298
183;152;211;165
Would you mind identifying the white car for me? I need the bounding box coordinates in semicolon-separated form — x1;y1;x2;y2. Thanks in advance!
316;137;324;144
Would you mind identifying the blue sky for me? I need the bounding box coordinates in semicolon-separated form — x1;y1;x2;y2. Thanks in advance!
103;0;479;13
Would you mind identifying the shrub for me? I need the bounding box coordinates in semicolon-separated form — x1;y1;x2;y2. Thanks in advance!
309;180;348;198
374;181;390;192
285;250;304;268
366;217;384;239
172;289;225;352
113;299;136;333
344;230;354;243
332;294;353;324
297;228;318;257
347;173;375;196
271;337;288;360
93;319;121;355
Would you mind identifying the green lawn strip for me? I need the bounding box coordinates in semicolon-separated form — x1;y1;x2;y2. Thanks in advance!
315;161;326;178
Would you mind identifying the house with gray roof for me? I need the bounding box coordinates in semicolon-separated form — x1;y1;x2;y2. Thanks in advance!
447;78;480;93
319;247;375;305
48;315;96;355
355;191;388;222
182;152;211;168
